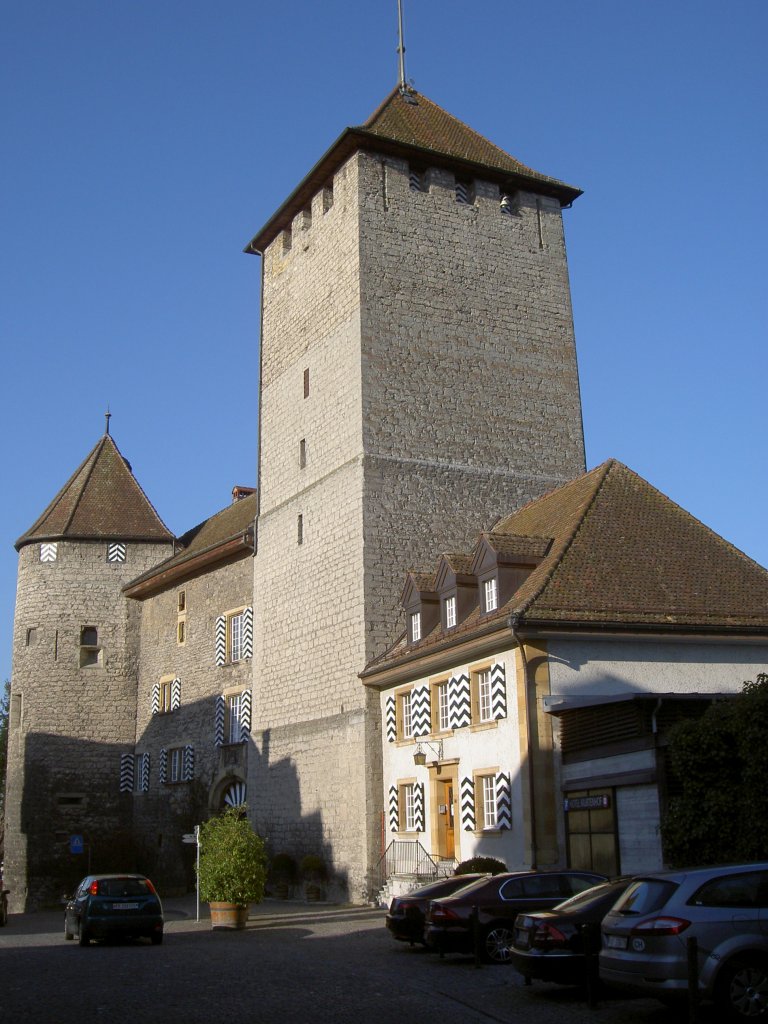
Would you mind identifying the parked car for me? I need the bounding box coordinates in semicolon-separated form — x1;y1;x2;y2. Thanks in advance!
600;862;768;1019
510;878;633;985
386;874;487;944
64;874;164;946
424;869;607;964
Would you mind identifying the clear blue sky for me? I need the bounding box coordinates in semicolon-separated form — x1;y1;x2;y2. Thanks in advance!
2;1;767;682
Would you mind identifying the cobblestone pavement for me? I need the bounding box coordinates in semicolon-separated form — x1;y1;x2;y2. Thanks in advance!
0;899;717;1024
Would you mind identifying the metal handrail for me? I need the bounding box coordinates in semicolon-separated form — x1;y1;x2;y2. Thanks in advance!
370;839;440;896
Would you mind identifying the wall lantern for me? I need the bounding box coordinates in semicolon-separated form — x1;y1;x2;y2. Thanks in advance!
413;739;443;766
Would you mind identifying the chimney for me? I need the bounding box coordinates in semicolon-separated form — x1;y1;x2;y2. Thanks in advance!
232;485;256;503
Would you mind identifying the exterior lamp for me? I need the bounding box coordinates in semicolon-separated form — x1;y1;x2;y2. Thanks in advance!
413;739;443;766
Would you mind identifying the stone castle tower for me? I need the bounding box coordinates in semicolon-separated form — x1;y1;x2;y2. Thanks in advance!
246;88;585;896
5;431;175;907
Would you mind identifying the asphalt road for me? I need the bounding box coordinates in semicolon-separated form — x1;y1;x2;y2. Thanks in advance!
0;900;717;1024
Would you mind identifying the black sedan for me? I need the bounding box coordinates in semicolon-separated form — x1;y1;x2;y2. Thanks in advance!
510;878;633;985
386;874;486;944
424;870;606;964
64;874;164;946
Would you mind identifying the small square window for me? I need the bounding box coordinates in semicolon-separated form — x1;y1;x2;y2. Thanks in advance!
26;627;38;646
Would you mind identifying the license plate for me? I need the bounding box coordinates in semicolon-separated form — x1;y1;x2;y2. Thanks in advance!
605;934;628;949
113;902;139;910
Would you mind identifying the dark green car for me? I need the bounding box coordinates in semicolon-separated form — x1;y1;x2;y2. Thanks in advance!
64;874;164;946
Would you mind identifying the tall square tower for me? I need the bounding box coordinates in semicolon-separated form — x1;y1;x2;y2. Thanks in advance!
247;88;585;896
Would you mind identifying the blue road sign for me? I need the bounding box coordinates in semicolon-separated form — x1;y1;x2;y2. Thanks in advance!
70;834;84;855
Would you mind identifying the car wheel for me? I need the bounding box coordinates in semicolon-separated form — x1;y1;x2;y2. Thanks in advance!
78;922;90;947
482;924;515;964
151;931;163;946
716;955;768;1020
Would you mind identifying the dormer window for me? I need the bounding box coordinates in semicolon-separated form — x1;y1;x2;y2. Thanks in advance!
484;577;498;613
410;611;421;643
444;596;457;630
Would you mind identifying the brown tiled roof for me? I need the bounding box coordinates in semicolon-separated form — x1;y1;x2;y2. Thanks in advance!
482;533;552;560
363;460;768;676
439;552;475;575
511;461;768;628
16;434;173;550
124;492;257;594
408;571;437;592
246;87;581;253
362;89;578;194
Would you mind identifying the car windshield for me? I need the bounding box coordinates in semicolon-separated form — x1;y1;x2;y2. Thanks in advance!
612;878;678;916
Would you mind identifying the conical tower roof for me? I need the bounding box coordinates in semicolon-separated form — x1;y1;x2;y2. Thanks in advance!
16;432;174;550
247;86;581;253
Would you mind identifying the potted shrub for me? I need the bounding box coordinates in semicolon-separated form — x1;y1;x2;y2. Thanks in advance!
197;807;267;928
299;854;328;902
269;852;297;899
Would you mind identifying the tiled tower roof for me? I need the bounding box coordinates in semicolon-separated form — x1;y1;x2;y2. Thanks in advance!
16;433;174;550
247;86;581;253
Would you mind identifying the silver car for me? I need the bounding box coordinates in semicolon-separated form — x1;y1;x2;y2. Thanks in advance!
600;863;768;1019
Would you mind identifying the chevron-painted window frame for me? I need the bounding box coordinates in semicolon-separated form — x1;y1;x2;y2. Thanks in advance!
216;606;254;666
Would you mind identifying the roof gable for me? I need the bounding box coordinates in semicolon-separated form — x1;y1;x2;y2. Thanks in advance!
16;433;173;550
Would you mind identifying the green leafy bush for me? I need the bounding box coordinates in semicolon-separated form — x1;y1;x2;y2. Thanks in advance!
455;856;507;875
197;808;267;905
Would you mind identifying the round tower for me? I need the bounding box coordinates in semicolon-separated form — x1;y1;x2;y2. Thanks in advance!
4;427;175;909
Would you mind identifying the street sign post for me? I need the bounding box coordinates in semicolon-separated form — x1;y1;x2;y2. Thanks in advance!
181;826;201;922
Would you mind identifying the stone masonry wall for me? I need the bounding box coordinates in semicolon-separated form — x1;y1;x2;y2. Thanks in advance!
131;550;254;892
252;145;585;899
358;152;586;658
5;538;173;909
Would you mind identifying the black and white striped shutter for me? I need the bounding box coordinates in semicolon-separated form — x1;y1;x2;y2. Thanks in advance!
495;772;512;830
491;662;507;720
385;695;396;742
411;683;431;737
450;673;471;729
214;695;225;746
171;678;181;711
119;753;134;793
460;776;475;830
107;542;126;563
214;615;226;666
159;748;168;784
413;782;425;832
242;606;253;660
240;689;252;741
138;753;150;792
151;684;160;716
183;745;194;782
388;785;399;832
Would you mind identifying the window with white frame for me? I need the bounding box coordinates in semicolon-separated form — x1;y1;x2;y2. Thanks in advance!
484;577;498;612
432;680;450;733
228;611;243;663
410;611;421;643
444;596;457;629
169;748;183;784
225;692;244;744
398;690;413;740
401;783;416;831
481;774;498;828
476;668;493;723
